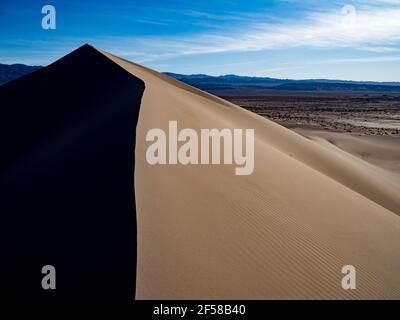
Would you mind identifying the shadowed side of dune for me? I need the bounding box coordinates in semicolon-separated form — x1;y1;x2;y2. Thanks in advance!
0;45;144;299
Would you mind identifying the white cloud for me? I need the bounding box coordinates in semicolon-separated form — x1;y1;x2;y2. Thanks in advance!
358;46;400;52
101;5;400;62
257;55;400;75
313;55;400;63
369;0;400;4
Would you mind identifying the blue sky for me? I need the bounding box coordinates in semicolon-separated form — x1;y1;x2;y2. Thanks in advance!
1;0;400;81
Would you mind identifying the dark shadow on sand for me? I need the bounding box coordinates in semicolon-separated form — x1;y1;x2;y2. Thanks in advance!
0;44;144;301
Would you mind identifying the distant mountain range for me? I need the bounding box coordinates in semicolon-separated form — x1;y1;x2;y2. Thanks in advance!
0;63;42;85
164;72;400;93
2;63;400;93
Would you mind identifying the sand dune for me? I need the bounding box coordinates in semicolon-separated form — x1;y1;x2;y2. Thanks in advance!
1;45;400;300
294;128;400;175
0;45;144;298
98;47;400;299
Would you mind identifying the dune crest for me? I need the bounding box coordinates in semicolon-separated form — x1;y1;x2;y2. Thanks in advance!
0;44;144;298
3;44;398;300
94;46;400;299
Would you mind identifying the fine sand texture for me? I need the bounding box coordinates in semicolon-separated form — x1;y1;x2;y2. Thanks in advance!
293;128;400;175
98;48;400;299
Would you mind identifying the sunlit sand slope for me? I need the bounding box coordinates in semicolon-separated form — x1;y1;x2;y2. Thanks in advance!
99;47;400;300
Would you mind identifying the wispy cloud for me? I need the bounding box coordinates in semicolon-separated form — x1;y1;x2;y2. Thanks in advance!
100;4;400;62
257;55;400;75
314;55;400;63
358;46;400;52
134;19;170;26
